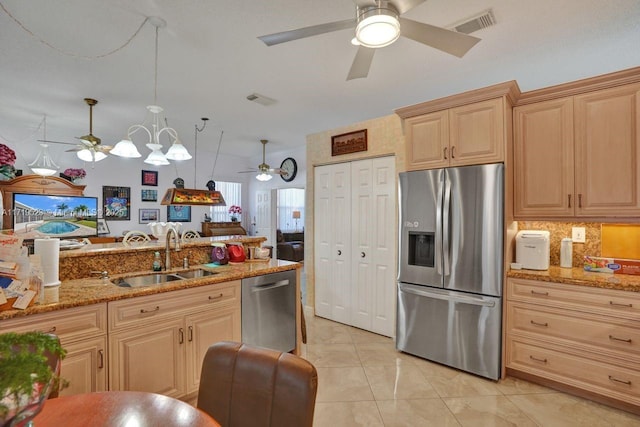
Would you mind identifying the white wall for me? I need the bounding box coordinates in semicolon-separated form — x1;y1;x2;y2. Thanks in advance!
12;149;254;237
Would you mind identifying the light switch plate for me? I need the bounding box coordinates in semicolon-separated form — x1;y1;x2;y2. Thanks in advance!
572;227;586;243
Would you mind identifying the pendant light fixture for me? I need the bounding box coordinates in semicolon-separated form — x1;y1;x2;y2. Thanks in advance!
160;118;226;206
112;17;190;164
29;116;59;177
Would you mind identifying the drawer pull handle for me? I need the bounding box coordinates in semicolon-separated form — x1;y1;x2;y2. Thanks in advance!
188;326;193;342
530;320;548;327
531;290;549;296
529;355;547;363
179;328;184;344
609;335;632;343
98;349;104;369
47;326;57;333
451;146;456;159
140;306;160;314
208;293;224;301
443;147;448;160
608;375;631;386
568;194;572;208
609;301;633;308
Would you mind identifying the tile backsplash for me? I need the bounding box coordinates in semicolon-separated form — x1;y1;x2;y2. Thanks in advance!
517;221;601;267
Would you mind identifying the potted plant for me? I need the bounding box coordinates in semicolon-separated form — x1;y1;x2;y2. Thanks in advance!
0;332;66;426
62;168;86;184
0;144;17;181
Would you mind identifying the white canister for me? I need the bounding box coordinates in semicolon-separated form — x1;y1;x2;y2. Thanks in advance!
560;237;573;268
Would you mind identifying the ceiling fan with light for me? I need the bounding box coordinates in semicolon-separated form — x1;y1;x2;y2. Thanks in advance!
39;97;112;163
238;140;286;181
258;0;481;80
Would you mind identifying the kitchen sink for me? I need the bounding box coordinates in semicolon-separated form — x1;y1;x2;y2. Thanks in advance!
112;273;183;288
112;269;218;288
174;269;218;279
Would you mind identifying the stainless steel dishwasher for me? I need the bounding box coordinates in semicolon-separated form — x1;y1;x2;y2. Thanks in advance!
242;270;296;352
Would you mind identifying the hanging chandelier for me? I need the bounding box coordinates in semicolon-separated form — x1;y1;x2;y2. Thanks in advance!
111;17;190;165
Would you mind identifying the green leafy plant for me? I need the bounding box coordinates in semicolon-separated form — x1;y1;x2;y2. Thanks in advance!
0;332;67;422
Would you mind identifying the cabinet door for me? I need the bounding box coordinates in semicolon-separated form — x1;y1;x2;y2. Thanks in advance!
449;98;504;166
350;157;396;337
574;83;640;216
405;110;449;170
513;98;575;217
59;336;107;396
185;306;241;394
314;162;352;324
109;318;185;397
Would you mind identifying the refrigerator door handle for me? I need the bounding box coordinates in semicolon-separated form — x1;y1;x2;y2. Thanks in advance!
399;283;496;307
435;177;444;275
442;175;451;276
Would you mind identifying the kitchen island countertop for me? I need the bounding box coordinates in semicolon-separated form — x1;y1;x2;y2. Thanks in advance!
0;259;300;321
507;265;640;293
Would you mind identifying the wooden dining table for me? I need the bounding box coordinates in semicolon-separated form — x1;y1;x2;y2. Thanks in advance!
33;391;221;426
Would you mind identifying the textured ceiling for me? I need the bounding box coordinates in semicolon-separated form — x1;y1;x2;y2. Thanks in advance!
1;0;639;169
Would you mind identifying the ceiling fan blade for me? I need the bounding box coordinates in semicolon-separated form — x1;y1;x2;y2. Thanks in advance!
347;46;376;80
258;19;356;46
97;146;113;152
269;168;286;175
390;0;426;15
238;170;258;174
37;139;77;146
65;147;82;153
399;18;481;58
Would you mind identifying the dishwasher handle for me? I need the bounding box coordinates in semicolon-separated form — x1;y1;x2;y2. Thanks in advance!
251;279;290;292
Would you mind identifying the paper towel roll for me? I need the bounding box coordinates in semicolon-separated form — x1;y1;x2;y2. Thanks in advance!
34;238;61;286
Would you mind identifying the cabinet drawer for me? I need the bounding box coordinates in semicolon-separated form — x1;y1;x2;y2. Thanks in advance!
507;303;640;359
109;281;240;331
508;338;640;405
0;303;107;344
507;278;640;319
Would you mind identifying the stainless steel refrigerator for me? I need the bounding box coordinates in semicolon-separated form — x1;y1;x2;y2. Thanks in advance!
396;163;504;380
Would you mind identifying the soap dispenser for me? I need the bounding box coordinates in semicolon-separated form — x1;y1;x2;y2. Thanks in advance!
152;251;162;271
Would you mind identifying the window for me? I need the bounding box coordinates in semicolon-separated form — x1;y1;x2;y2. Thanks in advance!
277;188;304;232
209;181;242;222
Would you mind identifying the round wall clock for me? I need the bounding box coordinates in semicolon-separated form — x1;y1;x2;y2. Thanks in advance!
280;157;298;182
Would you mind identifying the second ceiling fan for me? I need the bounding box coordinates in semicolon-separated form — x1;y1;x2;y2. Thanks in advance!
238;140;285;181
258;0;481;80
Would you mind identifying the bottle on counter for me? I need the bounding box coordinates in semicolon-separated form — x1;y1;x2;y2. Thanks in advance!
560;237;573;268
152;252;162;271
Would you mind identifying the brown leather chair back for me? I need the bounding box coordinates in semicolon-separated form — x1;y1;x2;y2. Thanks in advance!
197;341;318;427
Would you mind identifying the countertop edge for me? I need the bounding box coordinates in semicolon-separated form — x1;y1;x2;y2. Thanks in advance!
507;266;640;293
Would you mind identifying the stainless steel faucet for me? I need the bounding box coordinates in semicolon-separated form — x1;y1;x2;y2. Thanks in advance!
165;227;181;270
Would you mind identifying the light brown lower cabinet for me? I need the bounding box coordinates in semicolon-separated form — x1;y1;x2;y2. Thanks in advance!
108;281;241;399
506;278;640;413
0;303;108;396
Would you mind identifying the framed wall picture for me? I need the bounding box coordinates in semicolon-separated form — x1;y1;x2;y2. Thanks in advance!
141;189;158;202
331;129;368;156
139;208;160;224
167;205;191;222
141;170;158;186
97;218;110;235
102;186;131;220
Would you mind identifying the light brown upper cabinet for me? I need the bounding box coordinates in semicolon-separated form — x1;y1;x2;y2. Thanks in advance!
514;82;640;219
405;98;505;170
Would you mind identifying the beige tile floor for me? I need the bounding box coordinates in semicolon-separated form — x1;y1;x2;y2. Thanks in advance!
300;309;640;427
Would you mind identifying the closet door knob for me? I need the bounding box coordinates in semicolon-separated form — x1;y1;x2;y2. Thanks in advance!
337;250;342;256
361;252;366;258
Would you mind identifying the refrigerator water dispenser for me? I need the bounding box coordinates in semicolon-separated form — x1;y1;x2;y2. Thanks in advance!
516;230;550;270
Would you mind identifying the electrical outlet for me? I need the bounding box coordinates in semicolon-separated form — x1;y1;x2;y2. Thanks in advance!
572;227;586;243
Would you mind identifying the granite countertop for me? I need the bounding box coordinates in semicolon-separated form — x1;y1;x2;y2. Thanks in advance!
1;259;300;320
507;266;640;293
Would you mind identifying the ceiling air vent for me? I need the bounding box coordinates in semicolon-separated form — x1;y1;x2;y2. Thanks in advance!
450;9;496;35
246;93;277;106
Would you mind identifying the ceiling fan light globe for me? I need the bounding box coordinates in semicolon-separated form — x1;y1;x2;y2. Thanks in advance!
256;172;273;182
77;149;107;162
356;12;400;48
111;139;142;158
165;141;192;160
30;167;58;177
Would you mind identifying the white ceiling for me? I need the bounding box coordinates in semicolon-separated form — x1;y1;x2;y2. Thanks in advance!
1;0;639;170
